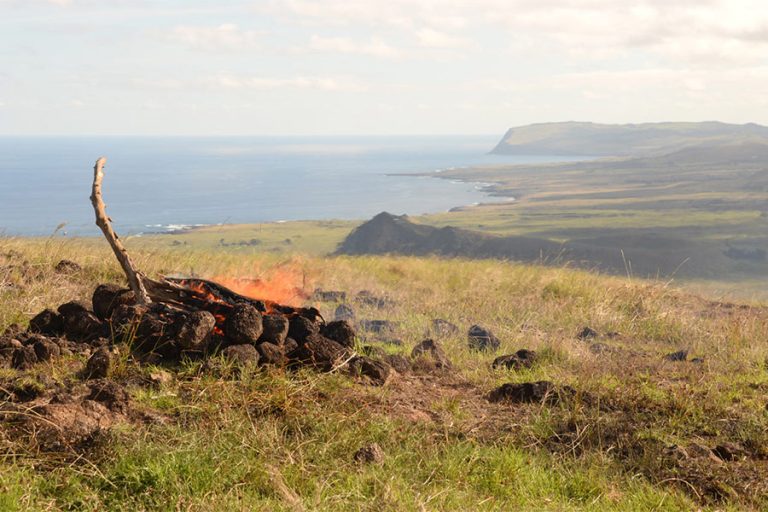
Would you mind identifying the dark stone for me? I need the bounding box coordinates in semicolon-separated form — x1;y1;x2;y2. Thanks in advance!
488;381;574;404
288;334;347;371
431;318;459;337
2;324;24;339
690;357;705;364
288;315;319;344
225;304;263;345
468;324;500;352
353;443;385;464
321;320;356;348
33;337;61;361
383;354;411;373
492;349;537;370
355;290;393;308
175;310;216;350
12;346;38;370
256;342;287;365
664;350;688;362
283;337;298;354
222;344;260;366
712;442;746;461
313;289;347;302
110;304;149;331
92;283;135;321
86;379;130;414
348;356;392;385
28;308;63;335
359;319;397;335
0;337;22;359
334;304;356;322
577;326;599;340
259;314;289;345
57;301;102;340
85;346;113;379
54;259;82;273
411;339;452;369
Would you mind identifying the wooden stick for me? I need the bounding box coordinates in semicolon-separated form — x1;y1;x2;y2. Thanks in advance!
90;157;152;305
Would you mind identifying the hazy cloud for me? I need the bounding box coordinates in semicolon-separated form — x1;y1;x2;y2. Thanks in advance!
167;23;261;50
308;35;401;59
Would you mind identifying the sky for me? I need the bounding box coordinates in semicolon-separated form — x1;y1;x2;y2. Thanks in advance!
1;0;767;135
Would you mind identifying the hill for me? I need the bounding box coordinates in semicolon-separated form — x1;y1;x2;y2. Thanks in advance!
490;121;768;156
336;212;738;279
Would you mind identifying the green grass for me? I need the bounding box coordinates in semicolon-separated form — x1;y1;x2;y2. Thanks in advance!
2;237;768;509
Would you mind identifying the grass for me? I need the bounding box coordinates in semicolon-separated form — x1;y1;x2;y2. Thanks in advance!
2;236;768;510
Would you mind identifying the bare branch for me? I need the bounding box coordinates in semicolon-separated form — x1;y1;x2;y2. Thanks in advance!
90;157;152;305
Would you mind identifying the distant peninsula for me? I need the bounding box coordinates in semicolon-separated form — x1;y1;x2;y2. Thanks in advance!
490;121;768;156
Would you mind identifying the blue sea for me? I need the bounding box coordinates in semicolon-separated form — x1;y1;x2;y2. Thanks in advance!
0;136;571;236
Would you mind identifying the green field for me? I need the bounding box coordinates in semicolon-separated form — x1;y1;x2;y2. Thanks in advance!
2;237;768;510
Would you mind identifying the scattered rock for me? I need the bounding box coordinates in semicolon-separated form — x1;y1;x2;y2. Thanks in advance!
492;349;537;370
577;326;599;340
468;324;500;352
383;354;411;374
25;400;121;451
92;284;135;320
175;310;216;350
222;344;260;366
54;259;82;274
431;318;459;338
288;334;347;371
57;301;102;340
353;443;385;464
85;346;114;379
28;309;63;336
225;304;263;345
411;339;452;370
359;319;397;335
664;350;688;362
86;379;130;414
283;337;299;354
348;356;392;385
334;304;356;322
488;381;574;405
259;314;289;345
32;337;61;362
288;315;320;343
355;290;393;308
12;346;38;370
256;342;287;366
321;320;356;348
313;289;347;302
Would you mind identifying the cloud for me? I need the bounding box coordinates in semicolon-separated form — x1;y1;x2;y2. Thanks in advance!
308;35;401;59
271;0;768;66
415;28;472;49
167;23;261;50
206;74;366;92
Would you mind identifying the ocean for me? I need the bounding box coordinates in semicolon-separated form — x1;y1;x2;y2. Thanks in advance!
0;135;570;236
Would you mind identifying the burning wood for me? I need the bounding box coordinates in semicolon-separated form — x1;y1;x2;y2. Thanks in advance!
83;157;347;367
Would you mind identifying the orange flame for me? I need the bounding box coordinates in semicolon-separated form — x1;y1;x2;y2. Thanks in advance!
211;265;312;307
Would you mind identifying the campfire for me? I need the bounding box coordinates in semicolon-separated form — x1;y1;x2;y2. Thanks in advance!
9;157;383;380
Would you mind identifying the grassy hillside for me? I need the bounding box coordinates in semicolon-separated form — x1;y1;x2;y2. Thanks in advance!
491;121;768;156
2;237;768;510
